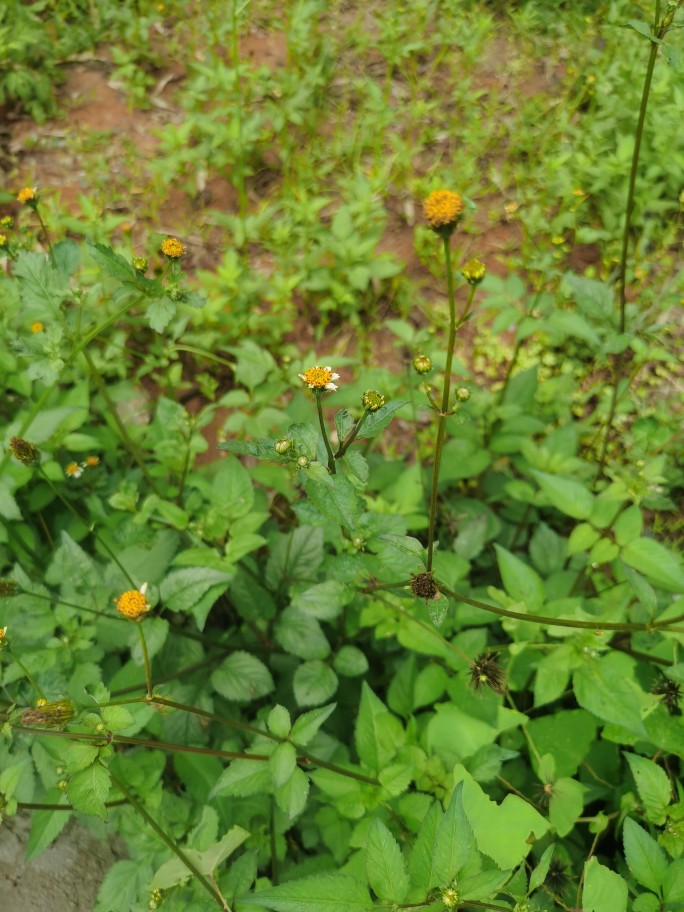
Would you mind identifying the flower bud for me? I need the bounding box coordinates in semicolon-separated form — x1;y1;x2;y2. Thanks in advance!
133;256;149;273
297;456;309;468
441;888;459;909
275;438;292;455
413;354;432;375
455;387;471;402
362;390;385;413
461;258;486;285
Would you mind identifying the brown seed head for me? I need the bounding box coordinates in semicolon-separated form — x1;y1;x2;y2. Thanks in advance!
21;699;74;728
411;572;440;600
9;437;40;466
469;652;507;695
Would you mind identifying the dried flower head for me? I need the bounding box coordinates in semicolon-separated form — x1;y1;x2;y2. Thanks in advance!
31;321;44;333
160;237;185;258
65;462;83;479
17;187;38;205
652;674;681;715
423;190;464;235
0;216;13;229
461;259;486;285
21;699;74;728
116;586;150;620
9;437;40;466
469;652;507;695
298;365;340;392
413;354;432;375
411;571;440;601
362;390;385;413
0;580;18;598
274;438;292;455
133;256;149;273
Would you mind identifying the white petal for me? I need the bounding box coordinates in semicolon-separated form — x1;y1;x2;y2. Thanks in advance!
331;372;340;380
298;373;306;382
325;382;338;391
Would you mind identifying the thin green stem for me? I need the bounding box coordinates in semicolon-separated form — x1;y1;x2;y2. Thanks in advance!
315;392;336;473
34;207;55;262
7;651;47;700
171;344;236;371
110;651;231;697
110;771;230;911
82;348;161;494
136;623;154;699
18;799;127;811
426;243;475;572
335;411;368;458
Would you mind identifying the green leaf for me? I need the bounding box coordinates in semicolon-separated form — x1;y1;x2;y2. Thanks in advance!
354;683;404;773
623;818;669;893
530;469;594;520
305;464;360;531
356;400;408;439
0;484;21;521
270;742;298;788
26;790;71;861
96;860;152;912
159;567;233;629
573;655;653;739
621;537;684;593
291;580;353;621
67;762;111;819
229;340;276;390
267;705;292;739
494;544;545;611
14;250;70;310
212;458;255;520
408;801;442;897
333;646;369;677
266;527;324;589
275;607;331;660
211;760;271;799
275;766;310;818
366;818;409;903
625;754;672;825
293;660;338;708
663;859;684;904
626;19;660;43
290;704;336;746
430;782;476;888
528;844;555;895
582;857;628;912
87;239;136;281
211;651;274;702
247;874;372;912
334;409;355;442
549;778;585;837
146;296;177;332
153;826;250;889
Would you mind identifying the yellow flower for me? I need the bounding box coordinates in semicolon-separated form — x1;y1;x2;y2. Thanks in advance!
461;259;486;286
17;187;38;205
31;321;44;333
0;234;7;248
0;215;13;229
65;462;83;478
84;455;100;467
160;236;185;258
423;190;464;234
298;365;340;391
116;586;150;620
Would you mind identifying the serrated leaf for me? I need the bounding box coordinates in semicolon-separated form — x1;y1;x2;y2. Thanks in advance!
275;607;331;660
408;801;442;896
430;782;475;888
67;762;111;819
275;766;309;818
211;651;274;702
621;537;684;593
290;704;336;746
147;296;177;332
87;239;136;281
530;469;594;520
246;874;372;912
26;791;70;861
625;754;671;824
14;250;70;310
266;527;324;589
293;661;338;708
270;742;298;788
366;818;409;903
333;645;369;677
159;567;232;629
305;464;360;531
268;705;292;738
529;844;555;894
356;400;407;439
623;818;668;892
354;683;404;773
494;544;545;611
211;760;271;799
583;857;628;912
334;409;355;442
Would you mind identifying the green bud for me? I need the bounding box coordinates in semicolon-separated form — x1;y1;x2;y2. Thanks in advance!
362;390;385;413
413;354;432;374
297;456;309;468
461;258;486;285
275;438;292;455
455;387;471;402
133;256;148;273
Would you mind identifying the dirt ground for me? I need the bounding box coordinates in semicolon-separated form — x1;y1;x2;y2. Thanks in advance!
0;814;123;912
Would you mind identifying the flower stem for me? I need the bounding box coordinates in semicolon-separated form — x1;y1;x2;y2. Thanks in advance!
335;411;368;458
110;771;231;911
426;243;475;572
315;391;336;473
7;650;47;700
34;208;55;263
136;622;154;700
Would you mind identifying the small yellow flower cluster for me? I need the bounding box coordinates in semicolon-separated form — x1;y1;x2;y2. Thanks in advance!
423;190;463;233
64;455;101;479
31;321;44;334
160;236;185;258
17;187;38;205
116;587;150;620
298;365;340;392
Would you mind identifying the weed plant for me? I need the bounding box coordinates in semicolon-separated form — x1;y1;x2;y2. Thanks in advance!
1;3;684;912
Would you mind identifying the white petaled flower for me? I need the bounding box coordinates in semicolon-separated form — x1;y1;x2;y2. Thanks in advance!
298;365;340;392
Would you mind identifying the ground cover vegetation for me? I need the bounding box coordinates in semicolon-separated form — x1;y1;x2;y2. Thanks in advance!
0;1;683;910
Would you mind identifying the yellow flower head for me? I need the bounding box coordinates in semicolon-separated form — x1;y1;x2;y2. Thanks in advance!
160;236;185;258
461;259;486;286
0;216;13;229
116;586;150;620
0;235;7;248
423;190;463;234
298;365;340;392
17;187;38;205
31;321;44;334
0;625;7;644
85;455;100;467
65;462;82;478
